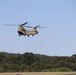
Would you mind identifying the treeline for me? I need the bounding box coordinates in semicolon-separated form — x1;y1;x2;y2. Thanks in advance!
0;52;76;72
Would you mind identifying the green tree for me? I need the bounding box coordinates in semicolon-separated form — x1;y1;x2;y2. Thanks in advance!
22;52;36;65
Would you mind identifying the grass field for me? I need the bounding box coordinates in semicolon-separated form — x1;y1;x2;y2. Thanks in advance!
0;72;76;75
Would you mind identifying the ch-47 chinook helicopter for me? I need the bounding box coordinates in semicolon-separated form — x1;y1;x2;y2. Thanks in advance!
5;22;45;37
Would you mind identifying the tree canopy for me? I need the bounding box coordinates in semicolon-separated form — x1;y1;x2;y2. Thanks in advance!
0;52;76;72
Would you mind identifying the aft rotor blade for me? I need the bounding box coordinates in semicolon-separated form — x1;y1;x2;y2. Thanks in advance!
38;27;46;28
34;25;46;28
35;25;46;28
35;25;40;28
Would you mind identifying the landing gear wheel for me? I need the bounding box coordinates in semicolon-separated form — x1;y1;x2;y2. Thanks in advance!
27;35;29;37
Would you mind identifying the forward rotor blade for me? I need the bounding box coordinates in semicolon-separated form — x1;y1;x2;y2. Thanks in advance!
4;24;18;26
24;26;33;28
24;25;46;29
24;25;40;28
21;22;28;26
4;22;28;26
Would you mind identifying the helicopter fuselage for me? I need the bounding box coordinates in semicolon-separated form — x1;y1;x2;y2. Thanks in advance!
4;22;43;37
17;25;38;36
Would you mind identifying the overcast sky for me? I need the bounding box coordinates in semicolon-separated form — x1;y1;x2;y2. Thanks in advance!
0;0;76;56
